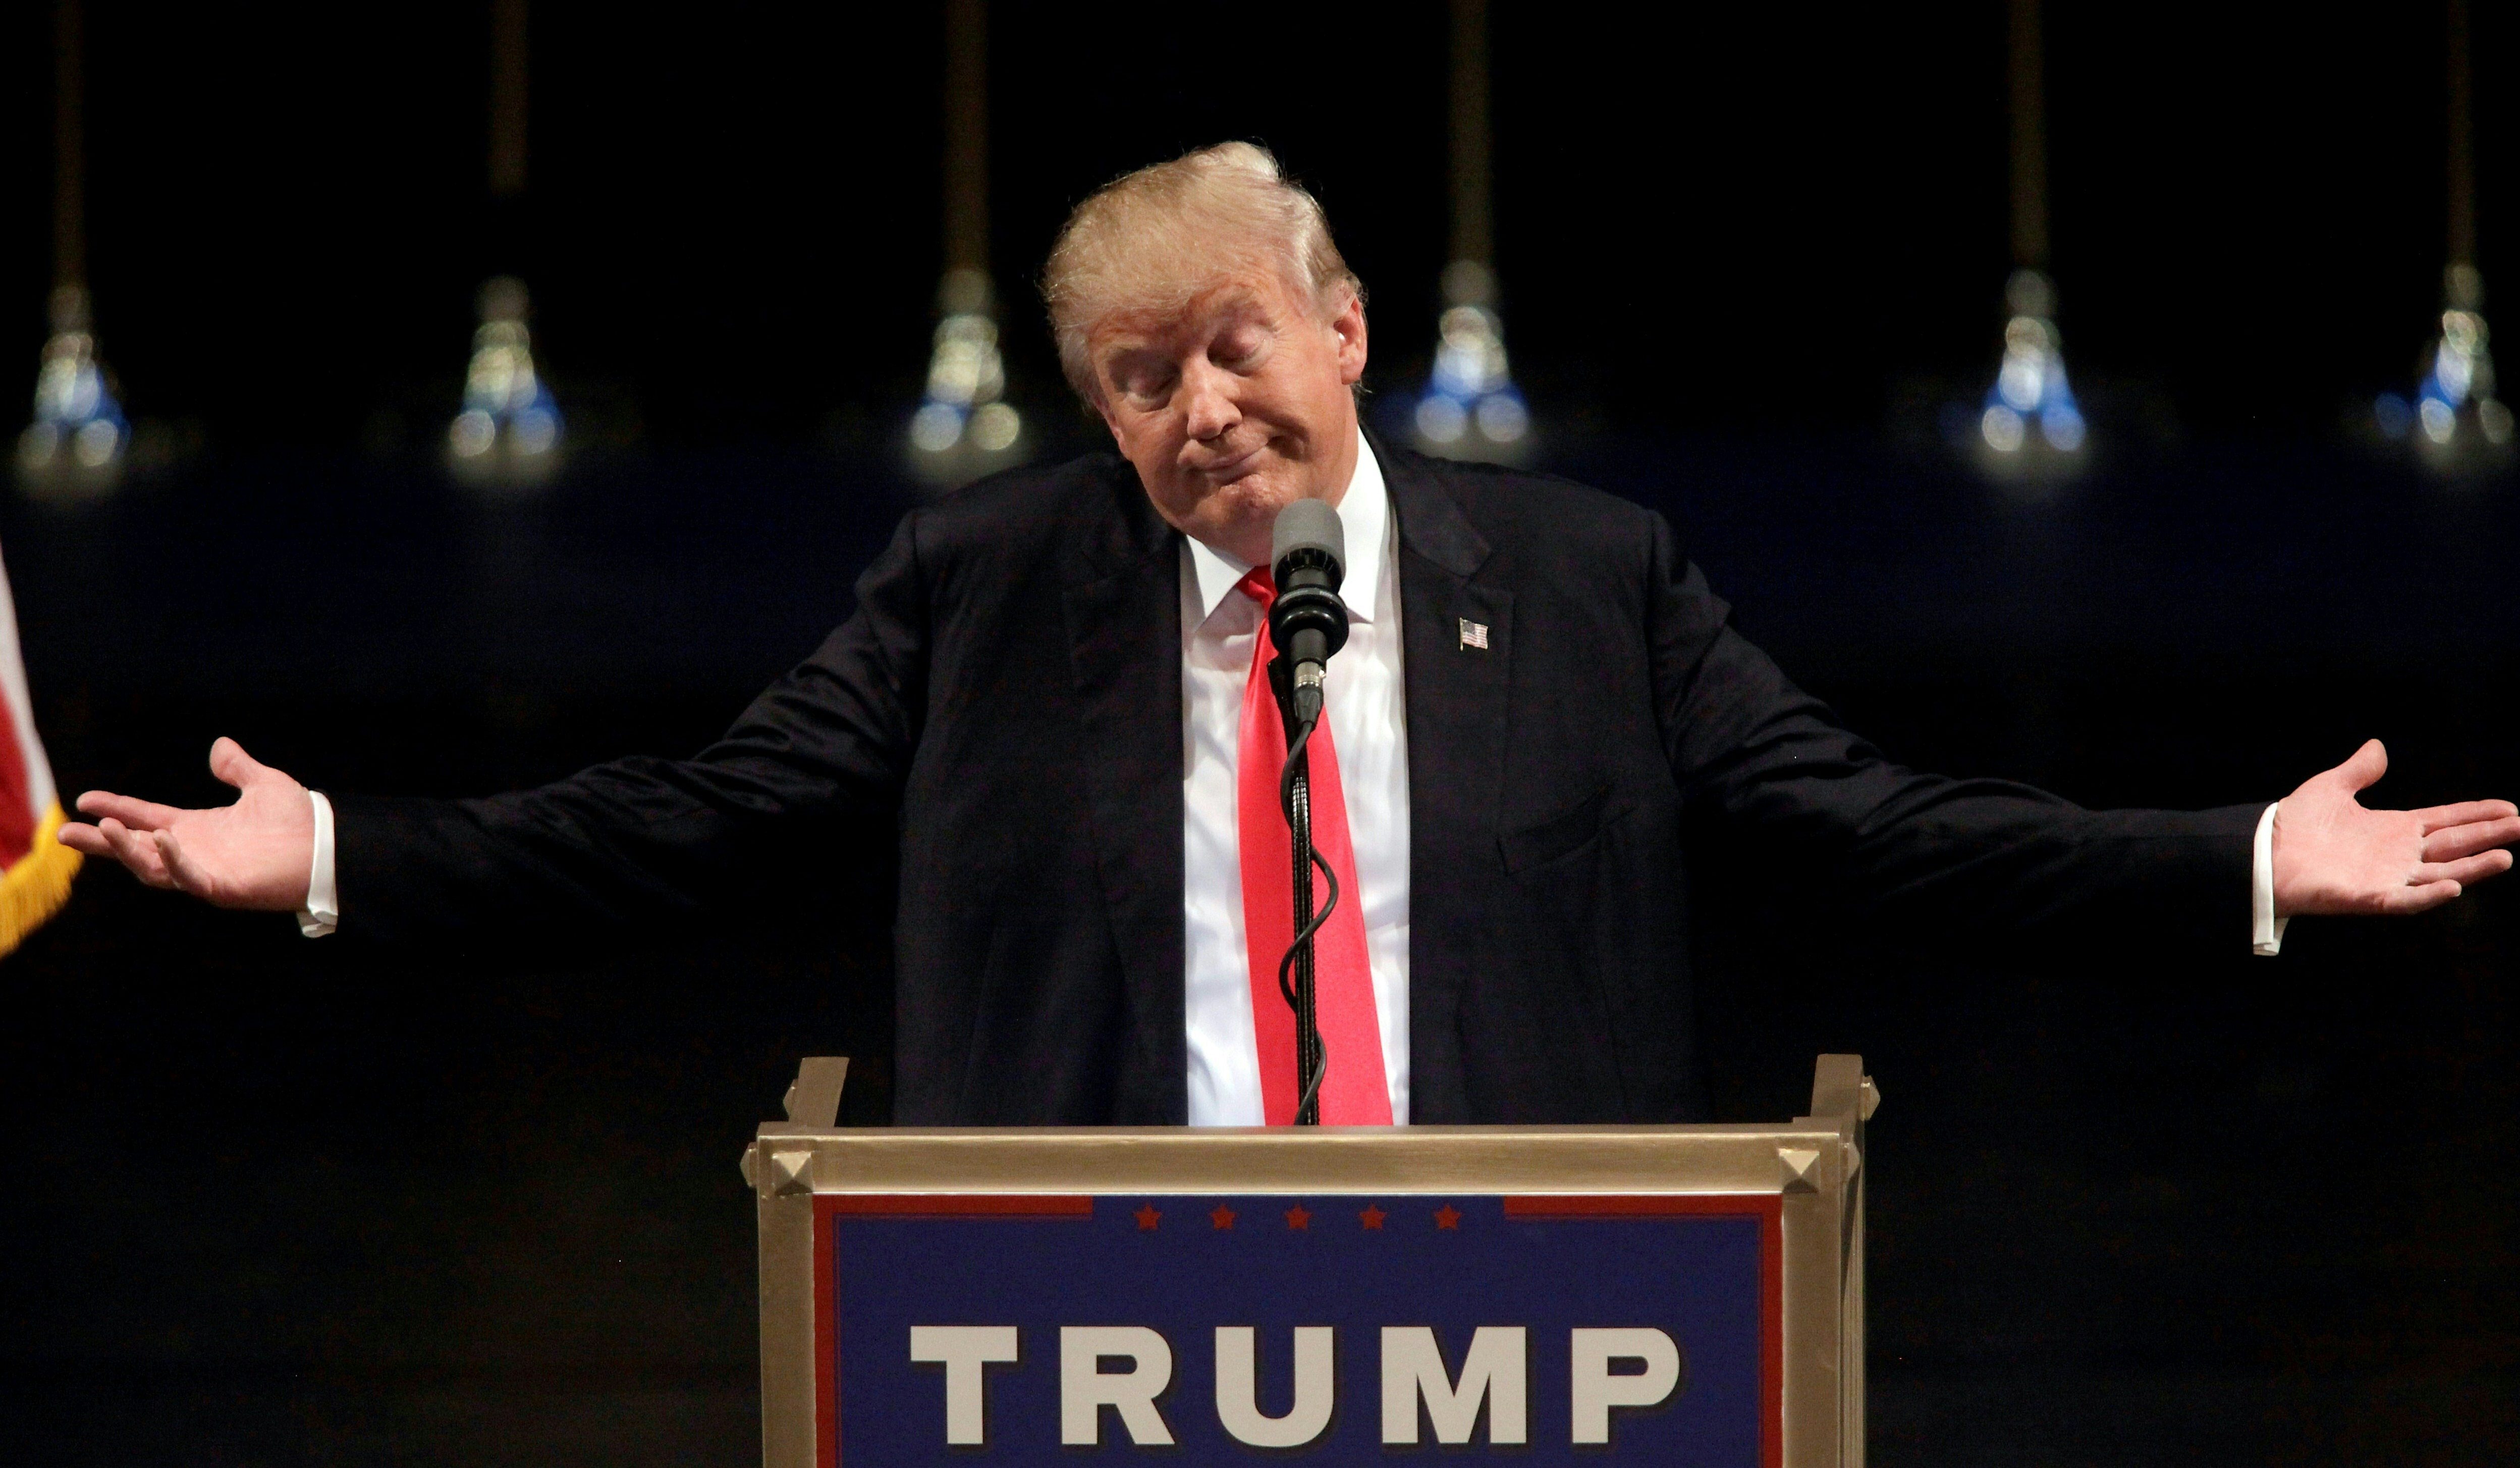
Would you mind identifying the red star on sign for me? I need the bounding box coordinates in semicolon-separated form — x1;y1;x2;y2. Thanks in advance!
1133;1204;1161;1231
1284;1205;1311;1230
1210;1204;1238;1230
1359;1205;1387;1230
1434;1205;1462;1230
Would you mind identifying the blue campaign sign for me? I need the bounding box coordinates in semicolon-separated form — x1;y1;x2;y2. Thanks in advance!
814;1193;1779;1466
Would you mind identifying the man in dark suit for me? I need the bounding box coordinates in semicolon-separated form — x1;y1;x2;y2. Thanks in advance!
62;144;2520;1126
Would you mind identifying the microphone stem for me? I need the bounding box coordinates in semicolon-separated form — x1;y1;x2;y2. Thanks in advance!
1278;714;1332;1125
1291;752;1322;1125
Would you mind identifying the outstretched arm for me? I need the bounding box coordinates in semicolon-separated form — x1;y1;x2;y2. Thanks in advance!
1641;511;2518;942
60;736;315;910
58;507;934;941
2272;739;2518;916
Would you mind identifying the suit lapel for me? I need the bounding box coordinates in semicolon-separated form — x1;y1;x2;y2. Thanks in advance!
1385;442;1511;1123
1061;469;1190;1123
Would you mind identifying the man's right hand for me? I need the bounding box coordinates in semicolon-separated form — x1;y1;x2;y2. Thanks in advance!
59;737;316;911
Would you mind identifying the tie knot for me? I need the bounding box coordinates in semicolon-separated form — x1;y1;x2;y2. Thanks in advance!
1235;566;1275;609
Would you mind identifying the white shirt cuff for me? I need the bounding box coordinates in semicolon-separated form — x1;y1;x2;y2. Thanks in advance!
298;789;338;938
2251;800;2287;956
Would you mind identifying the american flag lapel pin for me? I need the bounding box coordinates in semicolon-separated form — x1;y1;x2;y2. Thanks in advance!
1458;617;1490;650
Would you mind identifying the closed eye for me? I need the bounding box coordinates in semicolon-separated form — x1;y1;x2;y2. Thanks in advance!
1213;330;1271;372
1109;359;1177;405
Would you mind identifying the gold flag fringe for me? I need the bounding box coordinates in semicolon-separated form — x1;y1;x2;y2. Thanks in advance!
0;803;81;958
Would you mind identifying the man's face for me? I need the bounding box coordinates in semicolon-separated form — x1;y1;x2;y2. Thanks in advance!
1088;264;1368;566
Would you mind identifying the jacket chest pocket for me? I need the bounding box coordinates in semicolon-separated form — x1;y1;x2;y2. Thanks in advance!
1497;780;1620;874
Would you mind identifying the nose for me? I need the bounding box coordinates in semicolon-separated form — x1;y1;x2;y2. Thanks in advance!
1179;358;1238;445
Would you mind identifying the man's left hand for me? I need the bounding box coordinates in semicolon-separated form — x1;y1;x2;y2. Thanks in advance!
2274;739;2520;916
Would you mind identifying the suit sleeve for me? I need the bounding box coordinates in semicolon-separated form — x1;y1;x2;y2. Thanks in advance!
328;510;932;947
1641;511;2257;946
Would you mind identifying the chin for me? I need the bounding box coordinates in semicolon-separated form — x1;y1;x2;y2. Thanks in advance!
1235;472;1316;519
1169;477;1289;558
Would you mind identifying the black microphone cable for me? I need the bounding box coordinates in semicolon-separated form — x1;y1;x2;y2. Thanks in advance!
1277;713;1338;1124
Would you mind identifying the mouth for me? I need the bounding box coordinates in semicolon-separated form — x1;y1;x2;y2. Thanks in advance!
1192;444;1265;483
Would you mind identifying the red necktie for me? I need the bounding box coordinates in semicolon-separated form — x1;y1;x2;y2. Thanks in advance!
1234;568;1392;1125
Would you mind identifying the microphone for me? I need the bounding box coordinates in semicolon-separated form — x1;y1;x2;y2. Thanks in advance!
1269;499;1349;726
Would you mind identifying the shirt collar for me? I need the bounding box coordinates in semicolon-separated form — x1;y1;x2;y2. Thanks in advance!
1185;426;1387;627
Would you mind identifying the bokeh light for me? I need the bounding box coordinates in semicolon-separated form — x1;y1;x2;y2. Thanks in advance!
1407;260;1531;463
1972;269;2086;486
2379;265;2513;477
447;276;563;491
907;267;1027;490
17;285;126;500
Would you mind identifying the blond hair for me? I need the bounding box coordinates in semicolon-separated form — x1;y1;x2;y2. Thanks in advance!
1042;142;1363;403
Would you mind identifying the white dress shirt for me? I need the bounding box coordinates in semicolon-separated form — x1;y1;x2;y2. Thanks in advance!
300;789;337;937
2252;801;2288;955
296;426;2291;1076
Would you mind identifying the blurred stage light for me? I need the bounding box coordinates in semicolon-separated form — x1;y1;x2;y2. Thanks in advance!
2386;4;2507;476
2384;264;2512;475
1974;269;2086;485
448;276;562;491
907;267;1026;490
16;285;125;500
1408;261;1532;463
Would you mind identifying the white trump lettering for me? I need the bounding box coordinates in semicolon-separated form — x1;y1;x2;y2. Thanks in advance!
1213;1326;1335;1448
1380;1326;1527;1444
1568;1327;1683;1444
1060;1326;1176;1445
907;1325;1019;1445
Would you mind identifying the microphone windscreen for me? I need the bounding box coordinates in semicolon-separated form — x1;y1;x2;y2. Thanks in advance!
1270;498;1345;587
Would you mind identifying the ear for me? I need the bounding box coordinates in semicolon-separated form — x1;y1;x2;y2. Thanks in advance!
1330;290;1368;387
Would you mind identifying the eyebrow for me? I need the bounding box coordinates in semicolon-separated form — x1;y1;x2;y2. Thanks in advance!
1092;288;1278;376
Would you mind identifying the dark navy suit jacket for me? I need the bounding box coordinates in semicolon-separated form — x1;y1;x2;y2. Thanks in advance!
335;437;2260;1124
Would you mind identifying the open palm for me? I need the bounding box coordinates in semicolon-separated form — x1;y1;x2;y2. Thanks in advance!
57;737;315;911
2273;739;2520;917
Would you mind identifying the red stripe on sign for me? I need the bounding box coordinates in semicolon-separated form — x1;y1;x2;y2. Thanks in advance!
1762;1202;1783;1468
813;1203;838;1468
1502;1193;1778;1218
1503;1194;1785;1468
822;1194;1095;1217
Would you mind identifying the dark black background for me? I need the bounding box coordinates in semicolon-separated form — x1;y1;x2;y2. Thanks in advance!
5;3;2517;1463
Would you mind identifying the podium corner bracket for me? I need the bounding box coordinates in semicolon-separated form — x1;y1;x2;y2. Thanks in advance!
768;1147;815;1198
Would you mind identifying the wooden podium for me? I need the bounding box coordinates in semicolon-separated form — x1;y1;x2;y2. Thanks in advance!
741;1055;1876;1467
